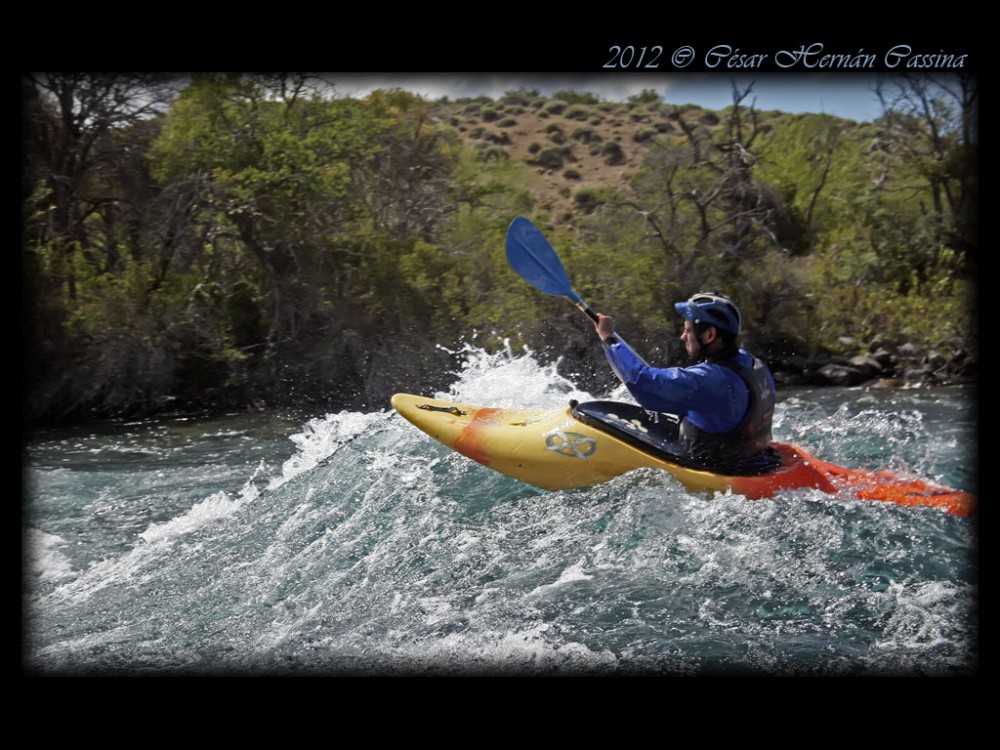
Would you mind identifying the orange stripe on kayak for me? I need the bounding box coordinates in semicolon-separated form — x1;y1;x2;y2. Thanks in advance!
452;407;503;467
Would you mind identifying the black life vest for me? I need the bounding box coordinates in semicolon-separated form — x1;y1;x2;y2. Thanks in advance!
678;354;775;465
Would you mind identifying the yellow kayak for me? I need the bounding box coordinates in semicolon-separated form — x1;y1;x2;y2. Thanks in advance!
391;393;976;516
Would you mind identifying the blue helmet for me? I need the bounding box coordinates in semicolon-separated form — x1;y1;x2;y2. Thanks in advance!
674;291;742;335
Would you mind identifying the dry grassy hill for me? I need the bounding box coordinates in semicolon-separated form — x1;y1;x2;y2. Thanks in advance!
431;92;736;227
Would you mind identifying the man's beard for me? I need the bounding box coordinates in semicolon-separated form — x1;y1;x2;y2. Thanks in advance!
685;340;704;363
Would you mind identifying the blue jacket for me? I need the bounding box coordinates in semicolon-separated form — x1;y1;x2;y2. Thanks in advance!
603;337;775;461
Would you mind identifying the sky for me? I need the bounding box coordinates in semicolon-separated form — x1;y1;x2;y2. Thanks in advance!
324;72;888;123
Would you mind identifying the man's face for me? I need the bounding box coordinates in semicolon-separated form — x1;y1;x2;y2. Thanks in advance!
680;319;702;360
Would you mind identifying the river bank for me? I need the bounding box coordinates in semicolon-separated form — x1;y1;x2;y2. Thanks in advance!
769;338;978;388
22;325;978;433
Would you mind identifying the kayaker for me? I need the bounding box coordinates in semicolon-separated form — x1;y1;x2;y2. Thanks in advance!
594;291;777;470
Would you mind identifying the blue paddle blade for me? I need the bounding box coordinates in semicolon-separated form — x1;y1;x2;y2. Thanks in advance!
505;216;583;304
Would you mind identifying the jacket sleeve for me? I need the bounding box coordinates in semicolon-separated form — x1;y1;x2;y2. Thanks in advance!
601;335;646;385
602;337;693;414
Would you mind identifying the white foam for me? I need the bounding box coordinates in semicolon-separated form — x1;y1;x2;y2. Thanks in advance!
24;529;76;583
269;411;388;490
438;340;597;408
139;484;256;545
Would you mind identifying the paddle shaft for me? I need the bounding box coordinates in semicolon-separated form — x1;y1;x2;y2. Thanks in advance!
575;299;599;323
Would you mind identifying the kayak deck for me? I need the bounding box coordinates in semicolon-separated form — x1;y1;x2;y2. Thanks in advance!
391;393;976;516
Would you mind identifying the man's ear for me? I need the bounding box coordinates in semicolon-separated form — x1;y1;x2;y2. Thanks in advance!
700;326;717;345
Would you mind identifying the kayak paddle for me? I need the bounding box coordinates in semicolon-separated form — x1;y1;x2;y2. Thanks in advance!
504;216;648;365
505;216;599;323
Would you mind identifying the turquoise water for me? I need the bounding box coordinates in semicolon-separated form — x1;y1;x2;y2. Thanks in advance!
23;344;978;676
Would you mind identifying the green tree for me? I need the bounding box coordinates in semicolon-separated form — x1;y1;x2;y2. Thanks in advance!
150;73;385;348
23;73;176;294
874;72;977;282
755;113;857;243
595;85;807;295
23;73;180;420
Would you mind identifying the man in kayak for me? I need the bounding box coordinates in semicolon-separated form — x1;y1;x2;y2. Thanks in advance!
594;291;777;470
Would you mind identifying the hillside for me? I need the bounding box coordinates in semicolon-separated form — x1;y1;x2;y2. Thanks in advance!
430;91;785;228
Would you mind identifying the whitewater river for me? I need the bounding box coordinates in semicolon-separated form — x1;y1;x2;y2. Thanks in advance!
23;344;978;676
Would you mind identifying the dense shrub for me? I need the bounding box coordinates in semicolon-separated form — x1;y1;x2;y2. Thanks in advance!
601;141;626;165
476;144;509;161
530;145;569;169
572;126;602;144
542;100;569;116
553;90;600;105
500;89;537;106
574;186;621;213
482;130;510;145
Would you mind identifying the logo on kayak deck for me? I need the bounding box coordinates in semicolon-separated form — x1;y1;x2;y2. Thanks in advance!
545;431;597;460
